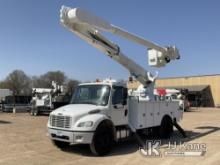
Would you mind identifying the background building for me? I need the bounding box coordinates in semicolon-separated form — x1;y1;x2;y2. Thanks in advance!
0;89;12;101
128;74;220;107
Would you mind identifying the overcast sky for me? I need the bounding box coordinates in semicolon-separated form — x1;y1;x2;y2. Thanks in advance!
0;0;219;81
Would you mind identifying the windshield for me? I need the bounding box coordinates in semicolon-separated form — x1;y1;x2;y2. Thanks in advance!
70;85;111;106
34;93;50;99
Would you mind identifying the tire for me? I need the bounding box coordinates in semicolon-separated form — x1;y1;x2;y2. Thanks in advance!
30;111;34;116
30;108;34;116
52;140;69;149
33;109;39;116
152;126;160;137
90;123;114;156
159;116;173;139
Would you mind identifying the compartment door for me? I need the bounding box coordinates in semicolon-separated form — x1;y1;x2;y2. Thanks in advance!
145;103;154;128
137;101;146;129
153;102;161;126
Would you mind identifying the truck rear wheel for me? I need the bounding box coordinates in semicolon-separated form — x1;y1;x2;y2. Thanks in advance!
33;109;39;116
52;140;69;149
30;109;34;116
30;108;38;116
159;116;173;139
90;124;114;156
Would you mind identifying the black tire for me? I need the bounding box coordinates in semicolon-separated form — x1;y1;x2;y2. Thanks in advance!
90;123;114;156
152;126;160;137
52;140;69;149
159;116;173;139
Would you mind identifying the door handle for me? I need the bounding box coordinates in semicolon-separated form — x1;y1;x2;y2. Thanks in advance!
124;109;128;116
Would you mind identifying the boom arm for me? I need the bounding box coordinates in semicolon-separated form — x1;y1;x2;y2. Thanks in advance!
60;6;180;100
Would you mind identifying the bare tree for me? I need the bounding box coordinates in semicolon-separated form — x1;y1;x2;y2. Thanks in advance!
0;70;80;98
0;81;7;89
66;79;80;96
2;70;31;95
32;71;67;88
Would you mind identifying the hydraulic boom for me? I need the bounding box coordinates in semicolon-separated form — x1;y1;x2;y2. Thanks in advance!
60;6;180;100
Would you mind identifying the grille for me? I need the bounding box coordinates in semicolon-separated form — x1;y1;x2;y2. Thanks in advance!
50;115;71;129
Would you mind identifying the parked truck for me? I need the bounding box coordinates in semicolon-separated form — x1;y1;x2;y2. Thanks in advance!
47;6;184;156
30;81;70;116
153;88;190;111
0;89;12;110
3;95;32;112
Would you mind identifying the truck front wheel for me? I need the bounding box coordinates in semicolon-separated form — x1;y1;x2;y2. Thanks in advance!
90;124;114;156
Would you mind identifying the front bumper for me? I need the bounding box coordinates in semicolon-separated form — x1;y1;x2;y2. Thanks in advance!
48;127;94;144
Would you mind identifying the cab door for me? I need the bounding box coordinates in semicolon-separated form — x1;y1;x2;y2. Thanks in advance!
110;86;128;126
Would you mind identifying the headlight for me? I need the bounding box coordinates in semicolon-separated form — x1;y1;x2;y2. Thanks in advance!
77;121;93;127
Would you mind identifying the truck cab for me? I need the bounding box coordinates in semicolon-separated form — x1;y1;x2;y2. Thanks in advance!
47;79;129;155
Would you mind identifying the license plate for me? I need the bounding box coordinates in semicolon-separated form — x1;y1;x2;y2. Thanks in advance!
56;130;63;136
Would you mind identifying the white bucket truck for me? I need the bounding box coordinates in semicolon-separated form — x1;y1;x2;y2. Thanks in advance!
31;81;68;116
47;6;184;155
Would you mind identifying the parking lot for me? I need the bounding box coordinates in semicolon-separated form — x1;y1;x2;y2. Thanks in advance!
0;108;220;165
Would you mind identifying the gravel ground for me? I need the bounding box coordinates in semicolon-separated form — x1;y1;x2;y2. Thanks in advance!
0;108;220;165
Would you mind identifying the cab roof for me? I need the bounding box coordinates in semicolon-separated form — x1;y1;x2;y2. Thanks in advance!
79;78;127;87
